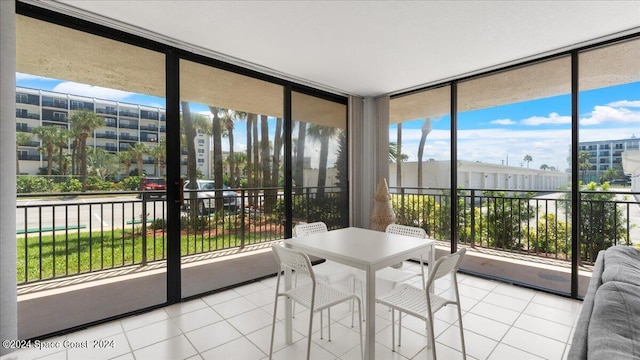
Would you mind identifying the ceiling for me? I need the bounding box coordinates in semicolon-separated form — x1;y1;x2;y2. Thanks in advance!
32;1;640;97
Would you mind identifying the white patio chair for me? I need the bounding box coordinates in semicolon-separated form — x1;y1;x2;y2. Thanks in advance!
293;222;359;332
378;224;430;290
376;248;467;360
293;222;354;284
269;244;363;360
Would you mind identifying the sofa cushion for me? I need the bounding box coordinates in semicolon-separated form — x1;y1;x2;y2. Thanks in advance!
602;246;640;287
587;280;640;360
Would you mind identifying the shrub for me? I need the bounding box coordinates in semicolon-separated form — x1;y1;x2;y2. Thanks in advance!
16;176;54;193
118;176;141;191
54;178;82;192
86;176;112;191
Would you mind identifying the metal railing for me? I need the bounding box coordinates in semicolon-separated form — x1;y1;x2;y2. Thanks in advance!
16;186;348;284
392;187;638;265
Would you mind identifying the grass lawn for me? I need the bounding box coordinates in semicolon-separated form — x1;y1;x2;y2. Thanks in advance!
17;226;282;284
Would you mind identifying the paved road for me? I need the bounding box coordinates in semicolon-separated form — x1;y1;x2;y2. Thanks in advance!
16;195;168;235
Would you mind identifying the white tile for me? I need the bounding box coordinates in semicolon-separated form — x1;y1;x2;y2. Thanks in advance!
172;307;223;332
269;337;338;360
233;281;270;296
227;308;273;335
513;313;572;343
493;283;536;302
523;302;577;327
469;301;520;325
438;326;498;360
200;289;241;307
200;337;265;360
120;308;170;331
460;276;500;292
457;283;491;300
125;319;182;350
244;287;277;308
462;312;510;341
164;298;209;317
109;354;135;360
531;292;582;314
212;296;258;319
483;291;530;313
245;320;304;355
501;327;566;360
488;343;545;360
414;343;474;360
342;342;404;360
312;322;362;358
184;320;242;353
375;323;428;359
132;335;197;360
67;333;130;360
66;321;123;343
32;351;67;360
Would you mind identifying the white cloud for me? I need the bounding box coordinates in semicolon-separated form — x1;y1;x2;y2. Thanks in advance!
491;118;516;125
608;100;640;108
520;112;571;126
52;82;133;101
580;104;640;126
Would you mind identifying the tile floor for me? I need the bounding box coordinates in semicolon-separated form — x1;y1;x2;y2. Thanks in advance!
1;260;582;360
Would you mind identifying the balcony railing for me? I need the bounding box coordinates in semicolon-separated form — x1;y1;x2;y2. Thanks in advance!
15;185;634;285
15;186;348;285
391;187;637;265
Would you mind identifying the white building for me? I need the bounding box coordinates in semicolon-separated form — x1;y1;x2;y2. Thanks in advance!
389;160;569;191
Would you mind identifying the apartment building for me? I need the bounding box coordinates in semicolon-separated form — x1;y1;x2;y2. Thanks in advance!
15;86;209;177
578;137;640;184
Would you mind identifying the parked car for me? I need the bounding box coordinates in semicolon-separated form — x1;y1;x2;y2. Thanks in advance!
183;180;238;214
138;177;166;198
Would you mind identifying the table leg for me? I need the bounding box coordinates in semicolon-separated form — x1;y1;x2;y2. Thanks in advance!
284;268;293;344
365;265;376;359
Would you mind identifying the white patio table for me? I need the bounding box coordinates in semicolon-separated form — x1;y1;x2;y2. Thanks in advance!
284;227;436;359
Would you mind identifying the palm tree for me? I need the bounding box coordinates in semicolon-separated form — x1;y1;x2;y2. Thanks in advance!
32;125;60;175
209;106;225;211
307;124;337;199
118;150;133;177
271;117;283;187
69;110;104;191
294;122;306;194
218;108;246;188
87;147;121;180
53;127;71;175
579;151;592;184
540;164;549;171
600;168;620;184
233;152;247;184
260;114;274;211
16;132;32;175
151;139;166;177
396;123;403;187
417;118;433;189
129;142;149;176
523;154;533;168
181;102;210;187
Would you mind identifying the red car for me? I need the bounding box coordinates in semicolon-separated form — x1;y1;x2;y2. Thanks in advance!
138;177;166;198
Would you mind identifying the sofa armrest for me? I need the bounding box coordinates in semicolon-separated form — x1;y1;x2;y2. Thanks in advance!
567;250;605;360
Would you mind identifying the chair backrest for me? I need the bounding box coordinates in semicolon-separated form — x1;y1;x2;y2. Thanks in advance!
427;247;466;286
293;222;328;237
271;244;314;279
386;224;426;239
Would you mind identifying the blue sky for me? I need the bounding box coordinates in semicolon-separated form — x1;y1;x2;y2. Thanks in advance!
17;73;640;171
390;81;640;170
